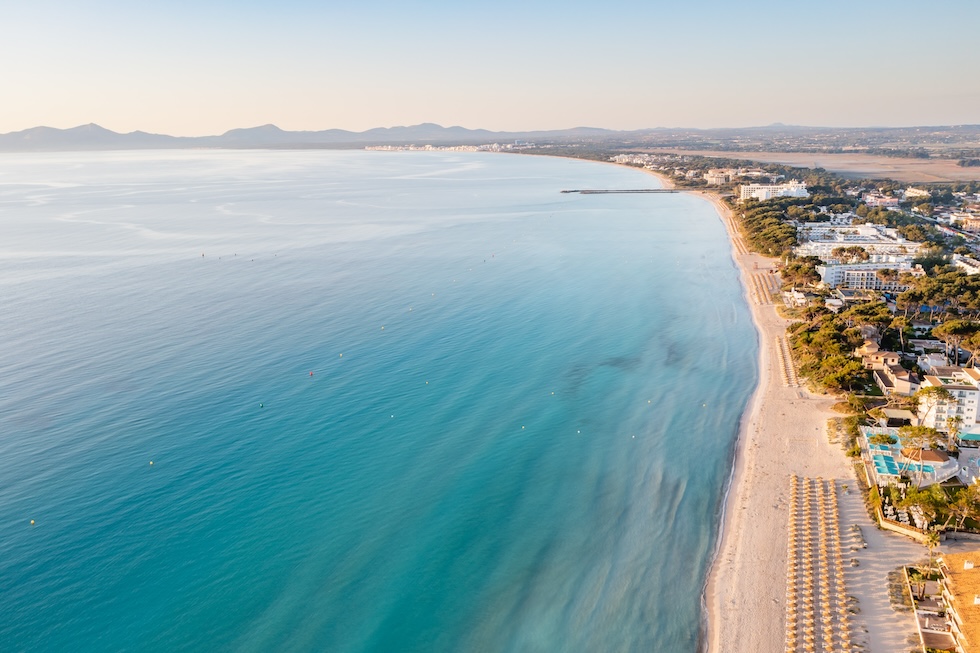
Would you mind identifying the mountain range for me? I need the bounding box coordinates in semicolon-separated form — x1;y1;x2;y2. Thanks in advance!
0;122;618;151
2;122;979;152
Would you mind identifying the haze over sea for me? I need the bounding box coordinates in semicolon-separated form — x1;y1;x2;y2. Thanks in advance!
0;150;757;652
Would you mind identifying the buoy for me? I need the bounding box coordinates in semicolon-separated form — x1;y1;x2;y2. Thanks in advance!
577;430;581;434
551;392;555;395
391;415;394;418
149;461;154;466
310;371;314;376
425;381;428;384
30;520;34;525
381;326;384;330
522;426;525;429
339;353;343;357
260;403;264;408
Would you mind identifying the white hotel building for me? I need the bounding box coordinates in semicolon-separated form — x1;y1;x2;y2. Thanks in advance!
739;180;809;202
815;256;923;290
917;367;980;432
794;223;922;259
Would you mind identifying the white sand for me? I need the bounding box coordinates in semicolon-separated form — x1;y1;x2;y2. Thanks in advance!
585;161;940;652
692;190;933;653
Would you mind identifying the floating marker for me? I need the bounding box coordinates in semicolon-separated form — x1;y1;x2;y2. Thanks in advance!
339;353;343;357
522;426;525;430
149;461;154;466
381;326;384;330
310;371;314;376
260;403;264;408
30;520;35;525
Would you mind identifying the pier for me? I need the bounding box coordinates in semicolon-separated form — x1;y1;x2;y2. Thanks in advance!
560;189;678;194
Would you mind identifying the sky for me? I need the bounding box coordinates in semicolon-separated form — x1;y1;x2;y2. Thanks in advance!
1;0;978;135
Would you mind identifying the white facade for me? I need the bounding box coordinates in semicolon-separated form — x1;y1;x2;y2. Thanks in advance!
815;256;922;290
739;180;809;202
794;223;922;259
953;254;980;275
703;170;731;185
918;367;980;432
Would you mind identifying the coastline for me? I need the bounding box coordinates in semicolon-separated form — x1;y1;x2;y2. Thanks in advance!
567;156;942;652
626;166;810;650
698;188;848;653
535;155;863;649
565;160;810;649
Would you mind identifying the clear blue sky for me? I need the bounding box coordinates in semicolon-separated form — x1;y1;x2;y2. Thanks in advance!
2;0;978;135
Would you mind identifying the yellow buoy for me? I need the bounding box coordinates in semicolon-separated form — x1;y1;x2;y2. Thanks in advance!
149;461;154;466
30;520;35;525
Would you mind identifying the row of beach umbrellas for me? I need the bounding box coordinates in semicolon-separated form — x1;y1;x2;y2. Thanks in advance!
785;476;854;652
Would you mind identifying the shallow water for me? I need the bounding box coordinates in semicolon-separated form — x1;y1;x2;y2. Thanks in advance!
0;150;757;652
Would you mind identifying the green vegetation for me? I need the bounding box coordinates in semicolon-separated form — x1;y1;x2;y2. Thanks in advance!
738;203;797;257
787;313;867;392
897;269;980;319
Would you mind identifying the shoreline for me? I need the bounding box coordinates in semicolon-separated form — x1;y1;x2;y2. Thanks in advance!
626;165;801;651
546;153;936;652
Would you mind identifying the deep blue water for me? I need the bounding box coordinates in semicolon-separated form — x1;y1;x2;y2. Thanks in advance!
0;150;757;652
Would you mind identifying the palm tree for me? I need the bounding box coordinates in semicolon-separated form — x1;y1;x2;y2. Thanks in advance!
907;567;926;600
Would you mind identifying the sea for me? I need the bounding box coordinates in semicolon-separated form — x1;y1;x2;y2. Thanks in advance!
0;150;758;652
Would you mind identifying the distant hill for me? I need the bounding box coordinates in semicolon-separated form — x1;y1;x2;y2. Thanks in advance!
1;122;979;152
0;122;619;151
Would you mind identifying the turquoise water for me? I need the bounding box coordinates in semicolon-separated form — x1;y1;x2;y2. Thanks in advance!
0;150;757;652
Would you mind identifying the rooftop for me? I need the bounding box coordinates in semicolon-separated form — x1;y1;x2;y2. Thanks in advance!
941;551;980;651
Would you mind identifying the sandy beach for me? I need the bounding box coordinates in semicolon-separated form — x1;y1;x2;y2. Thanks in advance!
589;161;941;652
694;188;932;653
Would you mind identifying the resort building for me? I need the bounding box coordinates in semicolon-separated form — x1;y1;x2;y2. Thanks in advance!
860;427;960;488
954;254;980;276
794;223;922;259
703;169;732;185
815;257;923;291
738;180;808;202
917;367;980;432
937;551;980;653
